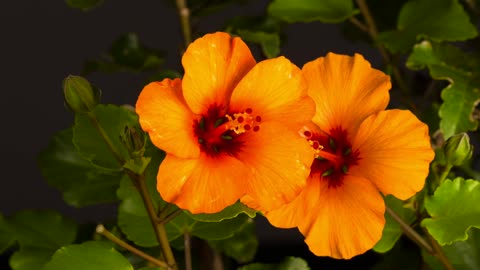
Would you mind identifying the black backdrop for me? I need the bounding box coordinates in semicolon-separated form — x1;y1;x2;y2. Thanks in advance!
0;0;384;268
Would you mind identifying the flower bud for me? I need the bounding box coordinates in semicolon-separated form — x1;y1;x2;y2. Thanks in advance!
443;133;473;166
63;75;101;113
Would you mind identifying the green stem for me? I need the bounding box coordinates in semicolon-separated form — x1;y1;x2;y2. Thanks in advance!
385;206;434;254
87;111;178;269
438;164;453;184
175;0;192;50
184;232;192;270
96;224;171;270
212;249;224;270
158;203;174;220
133;171;179;270
349;16;369;33
157;224;178;270
87;112;124;164
424;228;455;270
160;209;183;225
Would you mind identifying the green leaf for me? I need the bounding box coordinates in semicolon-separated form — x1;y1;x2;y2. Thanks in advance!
236;30;280;58
6;210;78;270
8;210;77;250
9;248;53;270
225;16;283;59
367;0;406;32
165;211;250;242
110;33;152;69
406;41;480;139
268;0;356;23
43;241;133;270
73;104;139;169
187;201;256;222
378;0;477;53
208;219;258;263
83;33;164;74
422;178;480;245
422;229;480;270
123;157;151;175
0;213;14;254
38;128;124;207
373;196;416;253
65;0;103;11
419;102;441;136
238;256;310;270
188;214;249;240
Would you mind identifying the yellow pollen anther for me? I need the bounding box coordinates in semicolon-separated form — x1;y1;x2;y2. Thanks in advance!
225;110;261;135
308;139;324;158
299;126;313;139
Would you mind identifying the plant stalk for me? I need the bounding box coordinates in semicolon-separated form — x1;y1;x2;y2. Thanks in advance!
349;17;369;33
424;228;455;270
385;205;434;254
160;209;183;225
184;232;192;270
133;171;179;270
175;0;192;49
437;164;453;184
87;112;178;270
96;224;171;270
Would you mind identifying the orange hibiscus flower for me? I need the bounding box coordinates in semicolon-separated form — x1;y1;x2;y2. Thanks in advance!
263;53;435;259
136;32;315;214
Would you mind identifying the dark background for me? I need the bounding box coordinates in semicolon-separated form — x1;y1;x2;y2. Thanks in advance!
0;0;384;268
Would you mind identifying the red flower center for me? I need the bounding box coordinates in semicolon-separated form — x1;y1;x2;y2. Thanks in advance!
193;104;261;157
301;126;360;188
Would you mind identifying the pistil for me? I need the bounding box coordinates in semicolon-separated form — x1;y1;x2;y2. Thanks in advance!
195;106;262;156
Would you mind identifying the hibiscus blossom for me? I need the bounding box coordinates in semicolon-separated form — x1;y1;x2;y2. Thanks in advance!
263;53;434;259
136;32;315;214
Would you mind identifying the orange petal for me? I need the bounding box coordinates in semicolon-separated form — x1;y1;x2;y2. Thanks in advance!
302;175;385;259
157;153;248;214
182;32;256;114
229;56;315;130
302;53;391;135
239;122;314;211
351;109;434;200
264;175;321;229
136;79;200;158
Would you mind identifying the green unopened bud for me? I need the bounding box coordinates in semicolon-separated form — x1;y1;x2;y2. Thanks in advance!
443;133;473;166
63;75;101;113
